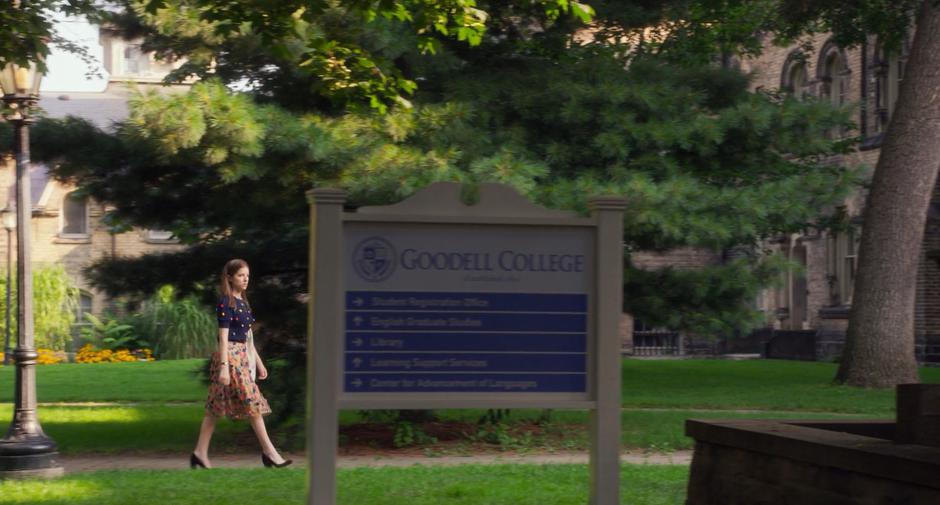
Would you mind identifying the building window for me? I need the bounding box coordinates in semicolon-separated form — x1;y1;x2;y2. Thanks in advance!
123;44;152;76
827;229;858;306
819;45;849;107
77;291;93;321
774;249;790;322
60;192;88;236
781;52;811;100
145;229;176;242
875;40;910;134
818;43;850;138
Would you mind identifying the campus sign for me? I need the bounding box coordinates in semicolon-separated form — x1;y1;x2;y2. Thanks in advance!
344;224;592;396
308;182;625;504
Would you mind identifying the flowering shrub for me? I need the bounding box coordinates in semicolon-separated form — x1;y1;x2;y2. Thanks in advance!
0;349;65;365
76;344;155;364
37;348;66;365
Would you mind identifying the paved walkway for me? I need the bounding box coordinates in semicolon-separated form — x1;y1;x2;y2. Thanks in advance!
60;450;693;473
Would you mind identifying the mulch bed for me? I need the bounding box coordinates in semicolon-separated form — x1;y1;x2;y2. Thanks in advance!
229;417;588;456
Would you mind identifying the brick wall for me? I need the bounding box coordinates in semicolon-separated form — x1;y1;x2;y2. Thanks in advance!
916;182;940;362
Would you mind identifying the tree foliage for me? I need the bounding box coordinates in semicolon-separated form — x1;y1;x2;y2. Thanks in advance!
31;0;863;343
769;0;920;50
0;1;100;75
102;0;592;112
0;264;79;351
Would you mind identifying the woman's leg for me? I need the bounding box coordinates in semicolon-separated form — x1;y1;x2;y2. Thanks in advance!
193;412;218;467
249;414;287;464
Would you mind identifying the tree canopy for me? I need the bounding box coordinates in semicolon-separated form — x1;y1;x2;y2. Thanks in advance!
19;0;863;346
0;1;100;76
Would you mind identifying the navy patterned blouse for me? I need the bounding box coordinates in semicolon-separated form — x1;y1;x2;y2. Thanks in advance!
217;297;254;343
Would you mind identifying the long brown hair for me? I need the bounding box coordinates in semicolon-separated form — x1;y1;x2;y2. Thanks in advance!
220;258;251;309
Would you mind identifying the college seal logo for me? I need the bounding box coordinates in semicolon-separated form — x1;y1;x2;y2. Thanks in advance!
352;237;397;282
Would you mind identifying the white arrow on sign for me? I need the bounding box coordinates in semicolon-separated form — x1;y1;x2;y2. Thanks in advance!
351;337;363;347
353;316;364;326
351;379;363;387
352;357;363;368
353;297;364;307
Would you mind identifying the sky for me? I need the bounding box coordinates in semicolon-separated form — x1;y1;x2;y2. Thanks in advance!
42;14;109;93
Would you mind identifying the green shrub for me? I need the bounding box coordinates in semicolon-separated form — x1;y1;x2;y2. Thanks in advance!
80;313;146;350
132;285;216;359
0;264;78;350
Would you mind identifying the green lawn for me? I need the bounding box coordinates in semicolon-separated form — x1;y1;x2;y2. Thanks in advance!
0;359;206;403
0;358;933;454
0;403;244;453
621;359;940;414
5;357;935;410
0;464;689;505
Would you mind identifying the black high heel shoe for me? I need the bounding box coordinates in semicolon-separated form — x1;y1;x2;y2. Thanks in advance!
190;453;208;469
261;453;293;468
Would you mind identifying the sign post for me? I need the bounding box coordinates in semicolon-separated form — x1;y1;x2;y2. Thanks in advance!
308;182;625;504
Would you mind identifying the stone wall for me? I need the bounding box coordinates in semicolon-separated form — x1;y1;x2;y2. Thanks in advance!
630;247;721;271
687;419;940;505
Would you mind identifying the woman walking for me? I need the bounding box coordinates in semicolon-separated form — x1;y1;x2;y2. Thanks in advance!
191;259;292;469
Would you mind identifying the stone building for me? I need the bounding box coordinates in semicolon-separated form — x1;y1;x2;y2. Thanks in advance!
738;32;940;363
625;31;936;362
0;29;188;331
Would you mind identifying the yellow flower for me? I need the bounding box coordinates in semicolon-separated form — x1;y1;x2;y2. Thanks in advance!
36;348;65;365
74;345;156;363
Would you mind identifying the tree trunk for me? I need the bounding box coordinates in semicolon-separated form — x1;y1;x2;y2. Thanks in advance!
835;1;940;387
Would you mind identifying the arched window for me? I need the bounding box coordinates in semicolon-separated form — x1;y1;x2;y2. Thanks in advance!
781;52;811;100
818;44;849;107
818;42;850;137
875;38;910;133
61;192;88;236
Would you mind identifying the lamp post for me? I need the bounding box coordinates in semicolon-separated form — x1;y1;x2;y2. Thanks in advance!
1;207;13;367
0;61;63;478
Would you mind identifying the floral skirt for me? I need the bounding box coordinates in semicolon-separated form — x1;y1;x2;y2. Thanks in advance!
205;342;271;420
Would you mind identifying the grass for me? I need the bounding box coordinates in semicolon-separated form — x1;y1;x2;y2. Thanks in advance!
6;402;863;455
1;358;935;454
0;359;206;403
622;359;940;414
0;464;689;505
4;358;938;411
0;403;244;453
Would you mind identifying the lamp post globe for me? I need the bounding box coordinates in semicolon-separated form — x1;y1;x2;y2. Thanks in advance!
0;60;63;478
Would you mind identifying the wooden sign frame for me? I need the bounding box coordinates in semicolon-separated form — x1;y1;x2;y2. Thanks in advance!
307;182;625;504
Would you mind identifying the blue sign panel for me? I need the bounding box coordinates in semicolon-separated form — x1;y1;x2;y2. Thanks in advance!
345;311;586;333
344;373;586;393
345;332;585;352
345;353;586;373
346;292;588;312
343;291;588;393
